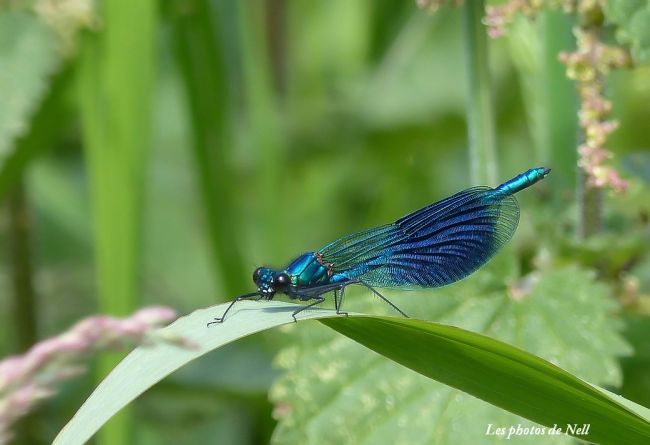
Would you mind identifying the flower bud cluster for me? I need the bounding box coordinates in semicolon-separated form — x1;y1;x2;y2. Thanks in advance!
482;0;629;192
560;28;630;192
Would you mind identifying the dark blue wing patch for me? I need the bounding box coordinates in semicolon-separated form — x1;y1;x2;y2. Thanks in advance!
317;187;519;288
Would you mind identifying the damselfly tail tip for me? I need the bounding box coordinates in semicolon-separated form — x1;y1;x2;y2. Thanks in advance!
533;166;551;178
495;167;551;196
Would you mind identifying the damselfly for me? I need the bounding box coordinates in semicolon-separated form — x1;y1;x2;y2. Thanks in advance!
210;167;550;324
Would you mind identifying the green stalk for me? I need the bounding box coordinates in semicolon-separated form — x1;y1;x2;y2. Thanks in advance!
7;180;39;445
2;61;73;351
8;181;37;352
539;10;577;191
577;166;602;239
167;0;248;296
576;46;603;239
576;183;603;240
265;0;288;96
461;0;497;185
78;1;158;443
237;0;285;256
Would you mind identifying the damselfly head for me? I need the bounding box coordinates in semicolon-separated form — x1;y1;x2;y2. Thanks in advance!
253;266;279;297
253;266;273;286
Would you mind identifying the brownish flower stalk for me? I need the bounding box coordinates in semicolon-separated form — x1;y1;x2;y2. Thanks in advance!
483;0;630;193
560;28;630;192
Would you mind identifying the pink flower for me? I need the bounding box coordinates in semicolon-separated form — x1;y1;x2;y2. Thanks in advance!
474;0;630;194
0;306;183;444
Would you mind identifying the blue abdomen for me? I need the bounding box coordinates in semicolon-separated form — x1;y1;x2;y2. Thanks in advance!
494;167;550;196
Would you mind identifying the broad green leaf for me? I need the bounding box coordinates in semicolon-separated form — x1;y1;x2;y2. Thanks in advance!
604;0;650;64
622;151;650;184
621;315;650;410
0;11;60;163
321;316;650;445
0;64;74;204
271;263;631;444
55;298;647;445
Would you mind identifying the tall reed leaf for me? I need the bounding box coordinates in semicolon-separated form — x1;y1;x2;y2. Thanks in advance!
460;0;497;185
167;0;248;296
77;1;158;442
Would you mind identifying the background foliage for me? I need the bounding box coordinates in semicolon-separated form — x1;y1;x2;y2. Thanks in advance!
1;0;649;444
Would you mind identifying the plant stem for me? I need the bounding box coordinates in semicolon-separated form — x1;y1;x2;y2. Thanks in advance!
8;180;37;352
577;163;602;239
3;60;73;445
78;0;158;442
265;0;287;96
574;30;605;239
461;0;497;185
238;0;285;256
540;10;577;191
168;0;248;295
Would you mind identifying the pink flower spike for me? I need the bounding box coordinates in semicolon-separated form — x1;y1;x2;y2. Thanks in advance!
132;307;177;325
0;306;182;443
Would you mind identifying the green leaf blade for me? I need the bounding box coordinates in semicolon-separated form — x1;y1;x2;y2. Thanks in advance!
322;315;650;444
271;263;631;444
605;0;650;64
0;11;61;163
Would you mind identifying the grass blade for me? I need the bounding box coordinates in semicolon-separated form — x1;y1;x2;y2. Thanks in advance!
461;0;497;184
77;0;158;442
540;10;577;190
167;0;248;295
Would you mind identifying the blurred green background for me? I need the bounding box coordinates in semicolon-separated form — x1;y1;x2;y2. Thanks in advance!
2;1;650;444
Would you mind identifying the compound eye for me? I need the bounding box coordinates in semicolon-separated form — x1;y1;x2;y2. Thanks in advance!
253;267;264;285
275;272;290;290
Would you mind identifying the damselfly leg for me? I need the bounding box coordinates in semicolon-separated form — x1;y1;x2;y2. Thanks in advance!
290;296;325;322
359;280;409;318
207;291;263;326
288;280;407;321
334;288;348;317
